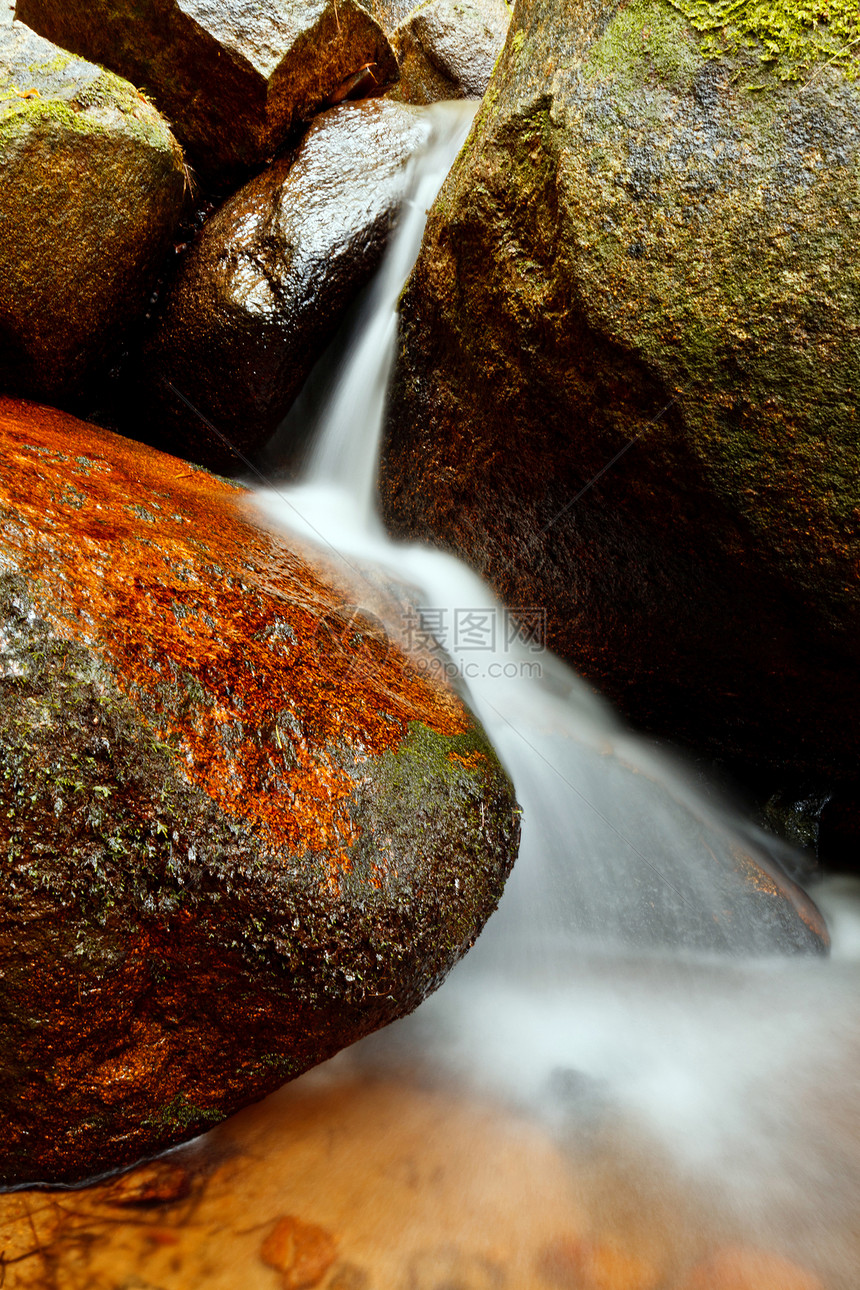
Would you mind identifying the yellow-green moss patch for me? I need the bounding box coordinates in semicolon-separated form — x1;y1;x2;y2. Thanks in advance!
668;0;860;78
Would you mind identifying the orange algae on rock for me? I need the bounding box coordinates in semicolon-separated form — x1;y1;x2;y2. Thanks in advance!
0;396;519;1186
0;394;466;865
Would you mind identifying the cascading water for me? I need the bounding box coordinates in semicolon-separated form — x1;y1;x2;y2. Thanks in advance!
248;101;860;1287
258;100;823;960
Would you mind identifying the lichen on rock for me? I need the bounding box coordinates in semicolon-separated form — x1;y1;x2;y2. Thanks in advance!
0;395;519;1186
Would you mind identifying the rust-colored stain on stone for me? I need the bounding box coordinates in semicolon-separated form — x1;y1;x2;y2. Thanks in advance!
0;396;466;867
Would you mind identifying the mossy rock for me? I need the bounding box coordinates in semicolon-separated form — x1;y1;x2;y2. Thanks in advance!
0;396;519;1185
381;0;860;791
16;0;399;183
0;21;185;402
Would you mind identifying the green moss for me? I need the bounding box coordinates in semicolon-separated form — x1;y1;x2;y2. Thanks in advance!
143;1092;221;1132
0;65;174;155
26;52;74;76
0;96;89;142
584;0;704;90
667;0;860;79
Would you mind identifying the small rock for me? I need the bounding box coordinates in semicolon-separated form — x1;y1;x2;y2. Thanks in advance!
390;0;511;104
0;22;185;401
261;1216;338;1290
140;98;433;470
15;0;399;182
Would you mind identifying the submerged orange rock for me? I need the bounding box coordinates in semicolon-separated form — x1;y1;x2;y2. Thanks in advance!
0;396;519;1187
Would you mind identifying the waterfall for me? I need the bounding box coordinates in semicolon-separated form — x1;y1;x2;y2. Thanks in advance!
257;100;822;960
251;101;860;1266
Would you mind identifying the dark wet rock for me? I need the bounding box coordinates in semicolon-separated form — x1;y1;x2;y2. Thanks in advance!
140;98;432;472
381;0;860;790
389;0;511;104
0;22;185;402
15;0;399;183
0;395;519;1187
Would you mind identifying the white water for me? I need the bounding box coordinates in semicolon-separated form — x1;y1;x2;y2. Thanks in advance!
254;101;860;1279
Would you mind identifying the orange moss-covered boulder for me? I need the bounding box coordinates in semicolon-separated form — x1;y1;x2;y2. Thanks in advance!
0;396;519;1187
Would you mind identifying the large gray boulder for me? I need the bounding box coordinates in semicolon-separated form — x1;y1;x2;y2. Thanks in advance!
0;395;519;1186
0;22;185;401
15;0;399;182
140;98;434;470
381;0;860;795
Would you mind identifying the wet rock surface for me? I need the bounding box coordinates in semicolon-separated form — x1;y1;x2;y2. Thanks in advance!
0;396;519;1186
0;22;185;402
140;98;433;471
390;0;511;105
380;0;860;793
15;0;399;183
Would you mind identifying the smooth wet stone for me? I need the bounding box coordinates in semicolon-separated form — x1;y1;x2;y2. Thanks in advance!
140;98;433;471
380;0;860;795
0;395;519;1186
0;22;185;401
389;0;511;104
15;0;399;182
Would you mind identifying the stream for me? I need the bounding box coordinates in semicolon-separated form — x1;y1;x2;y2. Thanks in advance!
2;100;859;1290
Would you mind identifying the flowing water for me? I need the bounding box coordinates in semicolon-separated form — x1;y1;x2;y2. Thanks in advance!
4;100;859;1290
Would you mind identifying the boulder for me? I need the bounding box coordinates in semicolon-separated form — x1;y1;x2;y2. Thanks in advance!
380;0;860;792
389;0;511;105
140;98;433;471
0;22;185;402
15;0;399;183
0;395;519;1186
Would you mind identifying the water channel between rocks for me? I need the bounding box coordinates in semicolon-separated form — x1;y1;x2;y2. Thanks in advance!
2;100;859;1290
